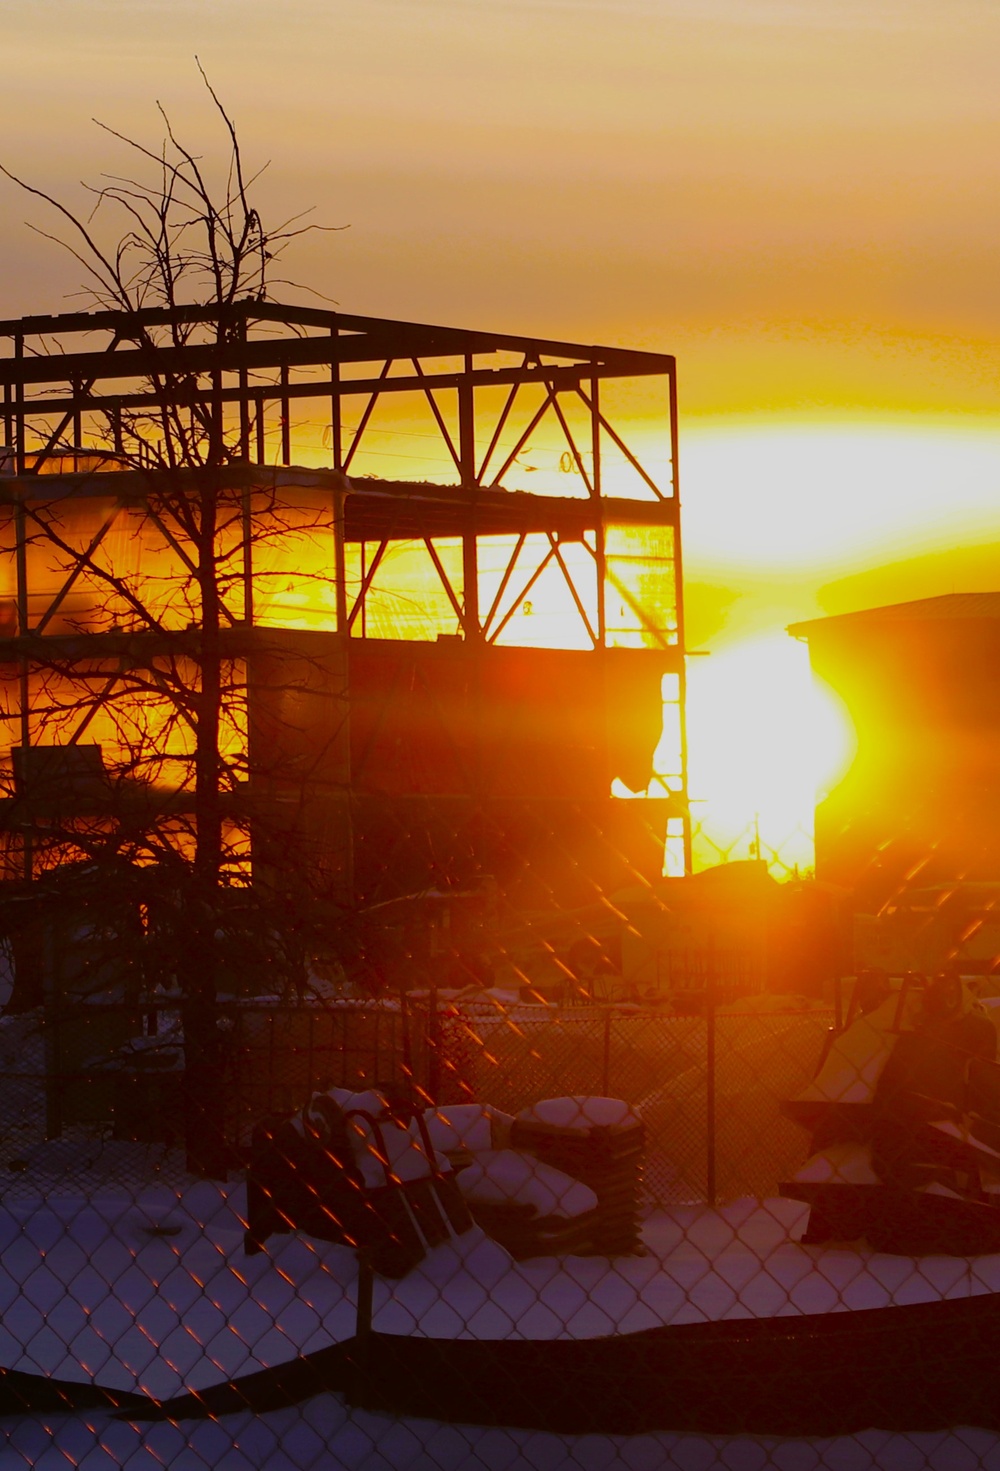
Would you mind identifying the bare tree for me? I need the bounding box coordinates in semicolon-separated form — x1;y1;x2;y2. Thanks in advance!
0;74;344;1172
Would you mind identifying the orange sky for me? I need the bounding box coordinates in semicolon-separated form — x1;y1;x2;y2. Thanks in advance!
1;1;998;419
2;0;999;865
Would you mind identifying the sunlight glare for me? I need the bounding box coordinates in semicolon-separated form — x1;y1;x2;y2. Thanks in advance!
684;632;856;871
679;423;1000;575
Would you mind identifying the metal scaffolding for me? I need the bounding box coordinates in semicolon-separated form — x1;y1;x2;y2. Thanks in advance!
0;302;689;897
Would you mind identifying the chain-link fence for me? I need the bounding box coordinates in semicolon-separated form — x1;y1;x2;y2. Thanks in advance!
3;970;1000;1468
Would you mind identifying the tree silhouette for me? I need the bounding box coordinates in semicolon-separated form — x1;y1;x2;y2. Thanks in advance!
0;73;344;1173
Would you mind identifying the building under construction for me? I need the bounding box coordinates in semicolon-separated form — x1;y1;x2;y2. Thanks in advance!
0;302;688;938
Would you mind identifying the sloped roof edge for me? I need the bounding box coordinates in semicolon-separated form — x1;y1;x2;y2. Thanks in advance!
788;591;1000;640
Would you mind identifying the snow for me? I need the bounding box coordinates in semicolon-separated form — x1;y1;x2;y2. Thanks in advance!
932;1118;1000;1162
5;1397;1000;1470
303;1089;454;1188
2;1183;1000;1406
515;1097;642;1132
456;1150;598;1219
791;1143;879;1186
1;1169;1000;1465
0;1179;359;1402
423;1104;510;1156
790;995;903;1107
316;1089;389;1120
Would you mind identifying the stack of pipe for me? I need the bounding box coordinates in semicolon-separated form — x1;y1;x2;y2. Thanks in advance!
511;1096;645;1255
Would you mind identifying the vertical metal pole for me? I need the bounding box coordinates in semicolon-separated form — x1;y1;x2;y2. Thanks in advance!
459;355;479;641
242;479;254;628
333;489;349;634
13;334;30;882
13;333;24;477
400;985;415;1100
15;497;30;880
356;1250;374;1339
241;480;253;627
72;383;82;458
591;368;613;799
43;921;63;1140
330;328;342;473
255;393;266;465
601;1008;612;1097
330;325;350;918
233;329;253;625
458;355;483;815
238;352;251;462
280;365;291;466
331;327;347;631
667;361;693;876
359;541;367;640
212;369;224;461
427;986;440;1106
349;1248;375;1405
15;499;29;698
591;369;606;647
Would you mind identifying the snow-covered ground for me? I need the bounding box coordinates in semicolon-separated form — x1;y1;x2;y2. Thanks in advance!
3;1165;1000;1402
2;1157;1000;1466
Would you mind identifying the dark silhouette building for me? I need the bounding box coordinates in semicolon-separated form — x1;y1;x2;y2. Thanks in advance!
790;593;1000;909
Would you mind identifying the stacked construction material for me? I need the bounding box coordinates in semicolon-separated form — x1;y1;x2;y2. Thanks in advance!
781;972;1000;1256
455;1149;600;1258
423;1101;600;1258
244;1087;473;1276
511;1096;645;1255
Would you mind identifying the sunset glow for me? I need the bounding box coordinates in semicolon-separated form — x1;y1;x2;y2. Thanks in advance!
684;634;856;873
1;0;999;876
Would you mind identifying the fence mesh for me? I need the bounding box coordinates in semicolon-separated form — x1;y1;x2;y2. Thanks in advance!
1;819;1000;1469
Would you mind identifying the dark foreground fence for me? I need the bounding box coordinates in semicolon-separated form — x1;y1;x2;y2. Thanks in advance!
1;991;1000;1469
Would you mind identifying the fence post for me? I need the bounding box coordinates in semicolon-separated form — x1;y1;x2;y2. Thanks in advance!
42;923;63;1141
601;1009;611;1097
426;986;440;1106
705;950;716;1209
347;1248;375;1406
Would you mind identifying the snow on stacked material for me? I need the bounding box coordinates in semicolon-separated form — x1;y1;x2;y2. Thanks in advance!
932;1117;1000;1162
516;1097;640;1132
512;1096;646;1253
456;1150;598;1219
305;1087;448;1188
422;1103;512;1157
789;992;918;1110
791;1142;880;1186
315;1088;387;1119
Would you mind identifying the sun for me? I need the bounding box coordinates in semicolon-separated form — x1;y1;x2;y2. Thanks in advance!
682;632;856;873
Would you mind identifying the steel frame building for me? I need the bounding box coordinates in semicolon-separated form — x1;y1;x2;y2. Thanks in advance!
0;301;689;909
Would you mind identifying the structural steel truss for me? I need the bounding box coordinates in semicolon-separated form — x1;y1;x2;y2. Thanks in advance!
0;302;689;874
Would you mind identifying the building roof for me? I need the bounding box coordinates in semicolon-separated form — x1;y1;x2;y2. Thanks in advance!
788;592;1000;640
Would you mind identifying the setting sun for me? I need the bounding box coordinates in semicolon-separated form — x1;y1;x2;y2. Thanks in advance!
682;633;856;873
